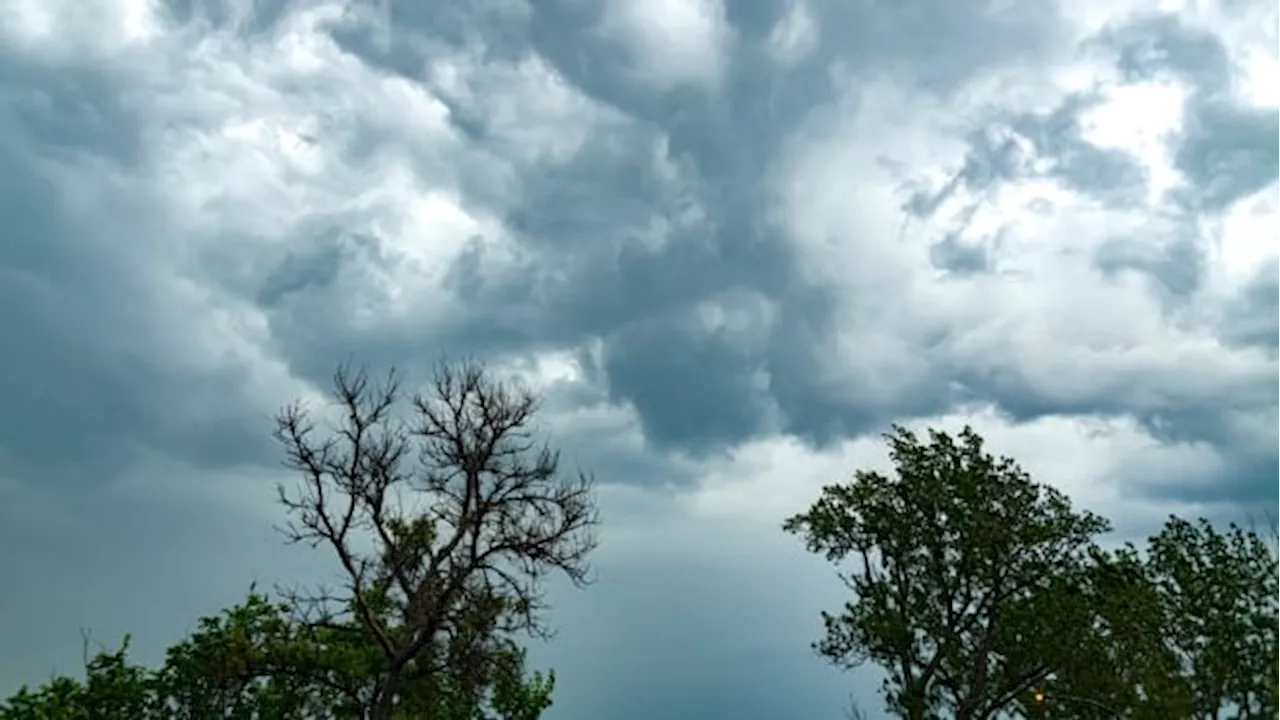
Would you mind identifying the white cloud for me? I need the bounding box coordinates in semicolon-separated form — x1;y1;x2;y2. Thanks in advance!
1180;0;1278;106
4;0;638;383
598;0;732;90
1061;0;1279;108
427;48;625;166
490;346;595;392
1206;187;1279;289
771;12;1276;441
0;0;166;59
1078;79;1187;201
137;5;466;251
679;406;1224;542
774;78;946;291
1234;39;1279;108
768;0;818;65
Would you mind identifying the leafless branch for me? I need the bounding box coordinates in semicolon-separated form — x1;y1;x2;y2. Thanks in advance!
271;359;599;719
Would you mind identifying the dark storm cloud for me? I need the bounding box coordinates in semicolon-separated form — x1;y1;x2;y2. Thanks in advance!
164;0;340;40
0;76;278;481
171;0;1272;497
909;93;1151;216
0;60;147;165
239;0;1071;456
1181;437;1276;508
804;0;1064;93
1217;260;1280;355
1172;98;1279;210
1102;12;1231;90
1093;231;1204;299
599;308;770;449
5;0;1268;508
930;231;993;275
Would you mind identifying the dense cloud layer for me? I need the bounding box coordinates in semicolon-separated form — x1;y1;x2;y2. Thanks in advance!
1;0;1275;717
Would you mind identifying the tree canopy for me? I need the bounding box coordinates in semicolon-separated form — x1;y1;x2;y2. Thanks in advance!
2;360;594;720
5;413;1274;719
784;425;1111;719
0;592;554;720
786;425;1278;719
270;362;596;719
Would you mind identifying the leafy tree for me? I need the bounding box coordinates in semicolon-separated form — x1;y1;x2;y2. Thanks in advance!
156;589;555;720
1;591;557;720
3;360;586;720
1145;516;1277;719
1024;516;1277;720
152;591;360;719
0;637;156;720
784;425;1110;720
270;361;596;720
1024;545;1193;719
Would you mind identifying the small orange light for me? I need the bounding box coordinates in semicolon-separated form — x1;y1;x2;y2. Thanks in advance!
1034;691;1045;704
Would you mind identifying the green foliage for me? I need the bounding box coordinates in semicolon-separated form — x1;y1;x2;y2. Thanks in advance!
4;362;585;720
0;592;556;720
0;638;155;720
1030;517;1277;719
1029;544;1194;719
12;408;1269;720
1147;517;1278;718
788;424;1279;720
271;362;595;719
153;591;368;718
784;425;1111;719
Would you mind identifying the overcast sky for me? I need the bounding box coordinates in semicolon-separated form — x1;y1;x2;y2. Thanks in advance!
0;0;1276;718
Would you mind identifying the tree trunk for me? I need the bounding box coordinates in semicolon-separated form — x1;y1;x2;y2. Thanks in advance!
369;673;400;720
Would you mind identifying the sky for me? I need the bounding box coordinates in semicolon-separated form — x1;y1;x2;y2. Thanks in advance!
0;0;1276;718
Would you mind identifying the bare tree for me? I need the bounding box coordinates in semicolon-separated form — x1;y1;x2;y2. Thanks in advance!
271;360;598;720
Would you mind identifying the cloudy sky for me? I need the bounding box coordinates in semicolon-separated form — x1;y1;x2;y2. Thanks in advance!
0;0;1275;717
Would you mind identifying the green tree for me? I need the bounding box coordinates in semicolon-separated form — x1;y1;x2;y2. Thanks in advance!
1028;516;1277;719
784;425;1110;720
1146;516;1278;719
0;637;156;720
1;591;556;720
1026;544;1193;719
270;361;596;720
152;591;360;718
3;359;587;720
